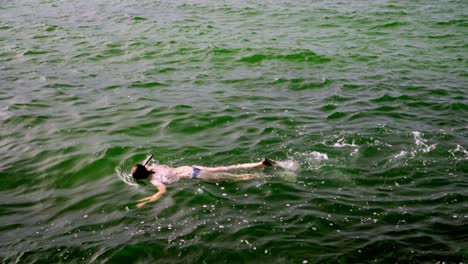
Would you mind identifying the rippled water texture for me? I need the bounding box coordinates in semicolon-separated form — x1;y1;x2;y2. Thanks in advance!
1;0;467;263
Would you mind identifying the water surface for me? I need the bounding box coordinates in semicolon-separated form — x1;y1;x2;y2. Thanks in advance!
0;0;467;263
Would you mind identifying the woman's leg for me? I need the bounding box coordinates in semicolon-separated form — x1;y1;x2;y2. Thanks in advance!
196;171;264;181
195;161;265;172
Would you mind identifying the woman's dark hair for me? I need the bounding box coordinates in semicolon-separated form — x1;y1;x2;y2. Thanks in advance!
131;164;151;180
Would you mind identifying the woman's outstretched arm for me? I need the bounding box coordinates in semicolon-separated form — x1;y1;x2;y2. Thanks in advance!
136;180;166;208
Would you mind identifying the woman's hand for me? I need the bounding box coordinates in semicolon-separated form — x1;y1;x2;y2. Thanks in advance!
136;180;166;208
136;194;159;208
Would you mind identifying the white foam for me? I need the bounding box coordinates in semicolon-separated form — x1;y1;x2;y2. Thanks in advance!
449;144;468;160
276;160;300;171
333;137;358;148
332;137;359;156
310;151;329;161
288;151;329;171
394;151;407;159
412;131;437;153
412;131;423;145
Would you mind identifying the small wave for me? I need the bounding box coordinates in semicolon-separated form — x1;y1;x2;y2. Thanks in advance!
279;50;331;63
371;21;408;29
239;49;330;64
327;111;347;119
239;53;267;63
129;81;165;88
371;94;413;103
428;34;456;39
23;50;49;55
211;48;235;55
132;16;147;21
44;83;83;88
434;19;466;26
431;102;468;111
288;78;332;91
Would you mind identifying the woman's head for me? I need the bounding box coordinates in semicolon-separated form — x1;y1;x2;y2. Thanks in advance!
131;164;151;180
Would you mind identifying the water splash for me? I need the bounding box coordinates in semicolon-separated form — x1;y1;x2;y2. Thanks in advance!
411;131;437;155
276;159;301;171
332;137;359;155
332;137;357;148
288;151;329;171
449;144;468;160
278;170;298;182
115;166;139;186
273;159;300;182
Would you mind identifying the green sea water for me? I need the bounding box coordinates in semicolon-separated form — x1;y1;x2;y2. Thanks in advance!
1;0;467;263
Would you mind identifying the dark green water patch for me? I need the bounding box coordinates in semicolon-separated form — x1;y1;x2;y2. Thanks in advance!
23;50;49;55
45;25;60;32
287;79;332;91
45;83;84;89
327;111;347;119
371;21;409;29
129;81;165;88
132;16;147;21
239;49;330;64
434;19;467;27
371;94;415;103
320;104;337;112
32;35;50;39
0;25;13;30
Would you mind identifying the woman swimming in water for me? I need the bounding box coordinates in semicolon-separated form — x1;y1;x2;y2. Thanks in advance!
131;158;276;208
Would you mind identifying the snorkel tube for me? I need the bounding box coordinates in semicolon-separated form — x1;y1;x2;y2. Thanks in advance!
143;153;153;166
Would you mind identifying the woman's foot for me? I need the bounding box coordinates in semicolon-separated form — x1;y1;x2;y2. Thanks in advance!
262;158;277;167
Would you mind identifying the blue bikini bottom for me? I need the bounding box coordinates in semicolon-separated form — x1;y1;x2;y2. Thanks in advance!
192;167;201;179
